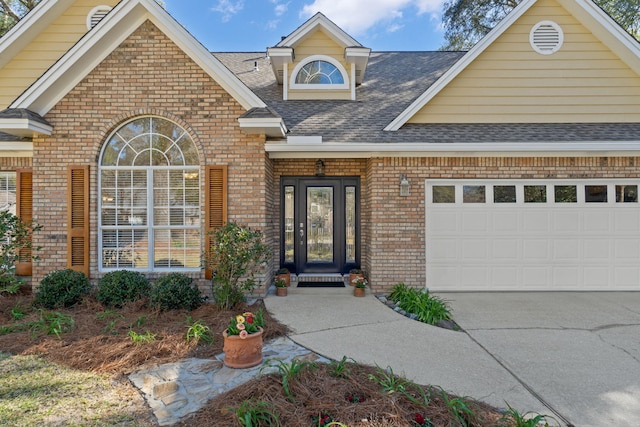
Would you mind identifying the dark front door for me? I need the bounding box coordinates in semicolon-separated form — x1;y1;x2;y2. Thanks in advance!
281;177;360;274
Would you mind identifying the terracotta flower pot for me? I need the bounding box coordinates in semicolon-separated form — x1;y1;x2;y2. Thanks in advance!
354;287;365;297
277;273;291;287
276;287;287;296
222;327;264;368
349;273;364;286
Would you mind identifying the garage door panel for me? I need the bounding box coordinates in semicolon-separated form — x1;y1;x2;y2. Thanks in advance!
583;239;610;259
553;211;581;233
492;239;519;259
614;240;640;259
523;239;549;259
426;180;640;291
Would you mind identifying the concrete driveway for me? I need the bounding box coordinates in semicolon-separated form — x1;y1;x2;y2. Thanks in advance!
445;292;640;427
265;288;640;427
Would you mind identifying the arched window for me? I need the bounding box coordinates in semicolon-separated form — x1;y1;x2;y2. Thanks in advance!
291;55;348;89
99;117;200;271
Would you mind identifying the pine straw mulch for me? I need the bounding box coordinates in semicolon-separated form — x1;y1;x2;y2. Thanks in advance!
0;288;511;426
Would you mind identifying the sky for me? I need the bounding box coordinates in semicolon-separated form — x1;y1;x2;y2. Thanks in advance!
163;0;448;53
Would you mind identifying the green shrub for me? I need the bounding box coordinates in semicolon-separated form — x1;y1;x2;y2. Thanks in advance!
96;270;150;308
149;273;203;311
34;269;91;309
389;283;452;325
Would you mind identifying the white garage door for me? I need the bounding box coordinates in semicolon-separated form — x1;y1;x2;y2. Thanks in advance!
426;180;640;291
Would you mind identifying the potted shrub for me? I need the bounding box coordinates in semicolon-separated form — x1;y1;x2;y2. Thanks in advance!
348;268;365;287
275;277;288;296
222;309;265;368
353;277;367;297
276;267;291;287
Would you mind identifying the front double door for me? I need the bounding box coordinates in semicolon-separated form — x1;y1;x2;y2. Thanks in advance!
281;177;360;274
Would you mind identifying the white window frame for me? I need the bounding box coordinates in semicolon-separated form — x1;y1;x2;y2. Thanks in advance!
98;116;201;273
290;55;349;90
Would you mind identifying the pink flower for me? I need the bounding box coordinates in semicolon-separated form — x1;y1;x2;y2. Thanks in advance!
239;330;248;339
236;323;245;330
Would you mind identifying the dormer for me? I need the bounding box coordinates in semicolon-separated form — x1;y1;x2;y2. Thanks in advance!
267;13;370;101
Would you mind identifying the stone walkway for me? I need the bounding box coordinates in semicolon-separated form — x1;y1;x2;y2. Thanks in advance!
129;336;329;426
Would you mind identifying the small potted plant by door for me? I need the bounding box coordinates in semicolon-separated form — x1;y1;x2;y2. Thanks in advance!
353;277;367;297
348;268;365;286
276;267;291;287
275;277;288;296
222;310;265;368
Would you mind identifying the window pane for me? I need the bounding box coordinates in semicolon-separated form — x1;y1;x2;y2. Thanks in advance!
555;185;577;203
0;172;16;215
295;60;344;84
432;186;455;203
524;185;546;203
345;186;356;264
616;185;638;203
585;185;607;203
284;186;294;263
99;117;200;271
494;186;516;203
463;185;485;203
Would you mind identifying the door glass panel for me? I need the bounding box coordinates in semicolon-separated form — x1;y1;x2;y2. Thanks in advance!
555;185;577;203
345;186;356;263
585;185;607;203
524;185;546;203
284;186;294;263
463;185;485;203
307;187;333;263
432;185;455;203
494;185;516;203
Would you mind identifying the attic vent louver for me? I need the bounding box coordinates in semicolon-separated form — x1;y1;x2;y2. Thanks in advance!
87;6;112;30
530;21;563;55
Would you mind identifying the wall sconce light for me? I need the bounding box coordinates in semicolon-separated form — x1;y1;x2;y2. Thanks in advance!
315;159;325;176
400;174;410;197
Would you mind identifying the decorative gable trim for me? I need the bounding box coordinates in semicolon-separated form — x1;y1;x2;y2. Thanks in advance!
385;0;640;131
10;0;265;116
276;12;360;48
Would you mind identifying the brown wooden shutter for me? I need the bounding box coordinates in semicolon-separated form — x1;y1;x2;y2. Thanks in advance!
205;165;227;279
67;165;90;277
15;169;32;276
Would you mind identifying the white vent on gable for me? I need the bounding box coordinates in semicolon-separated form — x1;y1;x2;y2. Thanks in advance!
87;6;112;30
530;21;564;55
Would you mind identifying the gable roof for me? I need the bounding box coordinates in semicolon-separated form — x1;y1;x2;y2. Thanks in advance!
7;0;266;115
385;0;640;131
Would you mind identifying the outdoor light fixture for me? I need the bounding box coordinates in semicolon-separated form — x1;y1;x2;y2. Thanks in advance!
400;174;410;197
315;159;325;176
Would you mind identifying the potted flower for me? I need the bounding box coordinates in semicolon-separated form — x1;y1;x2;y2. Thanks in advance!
222;310;265;368
348;268;365;287
353;277;367;297
276;267;291;287
275;277;288;296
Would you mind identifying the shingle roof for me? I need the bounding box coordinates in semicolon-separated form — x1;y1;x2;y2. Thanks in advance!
214;51;640;143
0;108;51;126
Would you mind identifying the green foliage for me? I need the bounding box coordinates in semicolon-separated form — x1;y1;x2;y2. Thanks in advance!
389;283;452;325
226;310;264;336
0;211;41;295
438;388;476;427
328;355;356;378
10;303;27;321
128;330;156;345
368;365;430;406
95;270;150;308
442;0;639;50
96;310;124;335
185;316;213;345
208;222;271;310
232;399;281;427
33;269;91;309
261;358;317;400
28;310;74;339
149;273;203;311
499;403;557;427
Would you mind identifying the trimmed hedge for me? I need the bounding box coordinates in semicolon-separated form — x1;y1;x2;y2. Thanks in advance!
149;273;203;311
34;269;91;309
96;270;150;308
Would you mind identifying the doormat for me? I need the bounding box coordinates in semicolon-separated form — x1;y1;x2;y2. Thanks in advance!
297;282;345;288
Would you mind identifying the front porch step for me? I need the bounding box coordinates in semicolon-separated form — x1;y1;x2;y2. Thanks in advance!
294;273;345;283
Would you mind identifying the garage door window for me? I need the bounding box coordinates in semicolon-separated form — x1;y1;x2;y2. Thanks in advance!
524;185;546;203
432;185;455;203
616;185;637;202
585;185;607;203
494;185;516;203
554;185;577;203
463;185;485;203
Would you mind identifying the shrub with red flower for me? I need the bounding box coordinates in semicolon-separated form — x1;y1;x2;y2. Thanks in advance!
312;411;333;426
413;412;432;427
345;393;365;403
225;310;264;338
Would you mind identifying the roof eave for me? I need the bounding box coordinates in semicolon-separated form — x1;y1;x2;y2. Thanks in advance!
0;118;52;138
265;141;640;158
238;117;288;137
